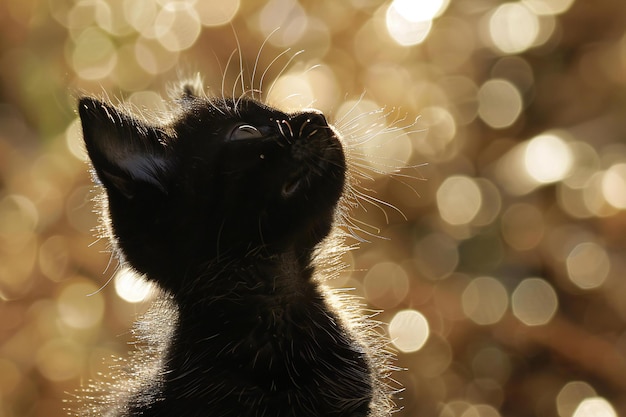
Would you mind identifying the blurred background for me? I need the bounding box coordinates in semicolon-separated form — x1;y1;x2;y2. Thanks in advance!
1;0;626;416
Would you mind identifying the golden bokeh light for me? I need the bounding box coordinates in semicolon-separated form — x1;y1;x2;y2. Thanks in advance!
70;27;118;80
462;277;508;326
195;0;241;27
556;381;597;417
573;397;617;417
524;132;574;184
57;281;105;329
154;3;202;52
565;242;610;290
114;268;157;303
3;0;626;415
601;163;626;209
485;3;540;55
391;0;449;23
522;0;575;16
436;176;482;226
385;4;433;46
477;79;523;129
363;262;409;309
389;309;430;353
511;278;558;326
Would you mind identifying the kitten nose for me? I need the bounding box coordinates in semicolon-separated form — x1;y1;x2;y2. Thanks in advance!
290;111;328;132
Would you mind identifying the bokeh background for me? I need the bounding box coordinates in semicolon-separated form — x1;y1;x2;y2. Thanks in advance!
2;0;626;416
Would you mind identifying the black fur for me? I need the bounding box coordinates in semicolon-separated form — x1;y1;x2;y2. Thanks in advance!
74;88;393;416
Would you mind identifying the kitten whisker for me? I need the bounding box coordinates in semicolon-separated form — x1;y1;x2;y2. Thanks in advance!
331;91;367;127
299;118;310;138
266;50;304;102
259;48;292;99
282;119;294;140
252;27;281;101
221;49;238;111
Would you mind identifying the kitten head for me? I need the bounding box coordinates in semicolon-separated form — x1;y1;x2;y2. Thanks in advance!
79;88;346;291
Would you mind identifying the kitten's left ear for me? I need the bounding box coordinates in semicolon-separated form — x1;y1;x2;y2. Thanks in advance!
78;97;173;198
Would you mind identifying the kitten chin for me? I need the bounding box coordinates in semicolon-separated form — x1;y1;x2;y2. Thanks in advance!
70;83;398;417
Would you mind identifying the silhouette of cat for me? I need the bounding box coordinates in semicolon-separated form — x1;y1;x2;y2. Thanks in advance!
72;82;396;417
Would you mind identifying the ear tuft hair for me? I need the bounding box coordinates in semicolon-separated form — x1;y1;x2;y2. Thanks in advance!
177;73;205;102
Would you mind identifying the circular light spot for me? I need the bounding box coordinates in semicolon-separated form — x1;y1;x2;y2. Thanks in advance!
477;79;523;129
473;178;502;226
602;163;626;209
259;0;308;47
557;381;597;417
462;277;508;325
461;404;501;417
436;176;482;226
566;242;610;290
389;309;430;353
524;133;574;183
195;0;240;26
36;338;84;381
522;0;575;15
512;278;558;326
155;2;201;52
266;73;315;112
386;4;433;46
71;27;117;80
65;118;88;161
124;0;158;37
487;3;540;54
573;397;617;417
363;262;410;309
418;106;457;157
57;281;104;329
135;38;180;75
391;0;449;22
114;268;156;303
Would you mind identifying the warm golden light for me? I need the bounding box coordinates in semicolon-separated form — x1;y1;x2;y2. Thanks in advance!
602;163;626;209
386;5;432;46
436;176;482;225
9;0;626;416
511;278;558;326
487;3;540;54
566;242;610;290
363;262;410;309
557;381;597;417
114;268;156;303
524;133;574;184
391;0;449;22
462;277;509;325
522;0;576;15
477;79;523;129
57;281;105;329
573;397;617;417
389;309;430;353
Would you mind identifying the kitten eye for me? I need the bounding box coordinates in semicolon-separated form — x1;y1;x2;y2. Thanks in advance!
230;124;263;141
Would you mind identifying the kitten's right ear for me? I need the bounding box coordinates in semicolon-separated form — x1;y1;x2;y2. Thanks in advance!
78;97;174;199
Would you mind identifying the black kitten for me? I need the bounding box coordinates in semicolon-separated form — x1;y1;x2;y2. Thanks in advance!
73;83;395;417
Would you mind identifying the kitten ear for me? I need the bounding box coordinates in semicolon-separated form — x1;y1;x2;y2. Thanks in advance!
78;97;173;198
